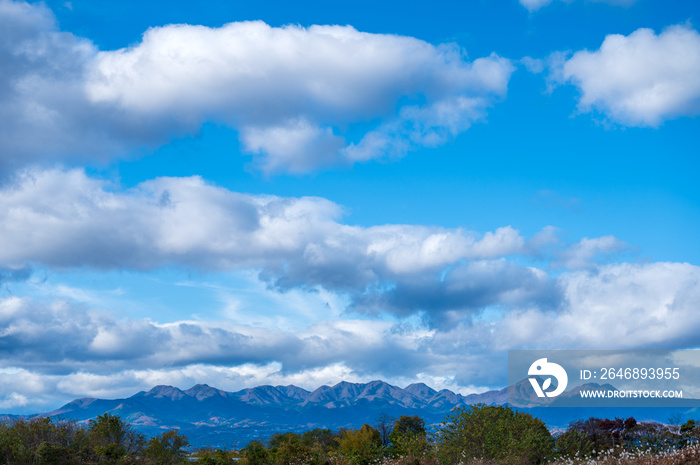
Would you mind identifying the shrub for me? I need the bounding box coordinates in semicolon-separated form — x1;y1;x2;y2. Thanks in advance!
434;404;554;465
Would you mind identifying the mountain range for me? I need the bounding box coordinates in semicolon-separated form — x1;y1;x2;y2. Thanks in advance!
6;380;698;448
39;380;503;447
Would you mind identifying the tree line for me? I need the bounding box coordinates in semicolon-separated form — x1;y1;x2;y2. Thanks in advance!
2;405;699;464
0;413;188;464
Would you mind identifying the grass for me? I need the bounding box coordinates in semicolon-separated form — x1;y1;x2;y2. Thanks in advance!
366;445;700;465
548;444;700;465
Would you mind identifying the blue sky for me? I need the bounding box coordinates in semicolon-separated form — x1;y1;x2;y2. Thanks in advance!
0;0;698;413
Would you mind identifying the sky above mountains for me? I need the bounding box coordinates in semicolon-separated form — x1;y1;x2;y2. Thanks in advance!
0;0;698;413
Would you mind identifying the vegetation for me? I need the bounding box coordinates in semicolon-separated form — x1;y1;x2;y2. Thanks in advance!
434;404;554;465
0;413;188;464
2;406;700;464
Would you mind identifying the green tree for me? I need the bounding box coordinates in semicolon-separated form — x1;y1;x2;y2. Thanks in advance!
143;429;189;464
302;428;339;464
388;415;428;459
681;419;696;434
0;419;34;464
268;431;310;465
241;440;269;465
88;413;145;464
338;424;383;465
434;404;554;465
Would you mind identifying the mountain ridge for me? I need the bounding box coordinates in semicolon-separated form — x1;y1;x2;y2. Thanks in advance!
34;379;491;447
8;379;698;449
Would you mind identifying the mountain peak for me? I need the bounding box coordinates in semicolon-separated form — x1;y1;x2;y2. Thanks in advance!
404;382;438;398
276;385;311;401
185;384;227;400
144;385;185;400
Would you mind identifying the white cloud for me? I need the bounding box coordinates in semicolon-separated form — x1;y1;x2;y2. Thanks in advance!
483;262;700;350
8;169;692;341
0;1;514;174
83;21;513;173
240;119;345;173
0;0;176;174
558;25;700;126
0;169;530;288
557;235;626;269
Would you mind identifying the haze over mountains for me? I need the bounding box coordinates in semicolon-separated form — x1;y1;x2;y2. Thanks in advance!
5;380;696;448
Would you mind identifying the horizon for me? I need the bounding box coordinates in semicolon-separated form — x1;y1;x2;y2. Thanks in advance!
0;0;699;415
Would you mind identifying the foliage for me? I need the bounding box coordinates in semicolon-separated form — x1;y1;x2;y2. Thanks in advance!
388;415;428;460
556;429;595;459
269;431;312;465
433;404;554;465
196;447;239;464
2;409;698;465
679;419;696;434
89;413;145;463
241;439;270;465
338;424;384;465
302;428;340;465
0;414;190;464
143;429;189;464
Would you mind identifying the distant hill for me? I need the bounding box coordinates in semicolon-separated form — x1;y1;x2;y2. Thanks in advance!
10;380;698;448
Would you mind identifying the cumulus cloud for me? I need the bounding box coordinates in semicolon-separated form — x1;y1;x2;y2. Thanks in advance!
491;262;700;349
86;21;513;173
2;168;692;335
0;0;165;173
556;25;700;126
0;169;534;315
0;1;514;174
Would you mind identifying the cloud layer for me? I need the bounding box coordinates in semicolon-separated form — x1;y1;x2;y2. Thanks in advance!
0;168;696;332
0;169;698;410
2;258;700;410
0;168;541;318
